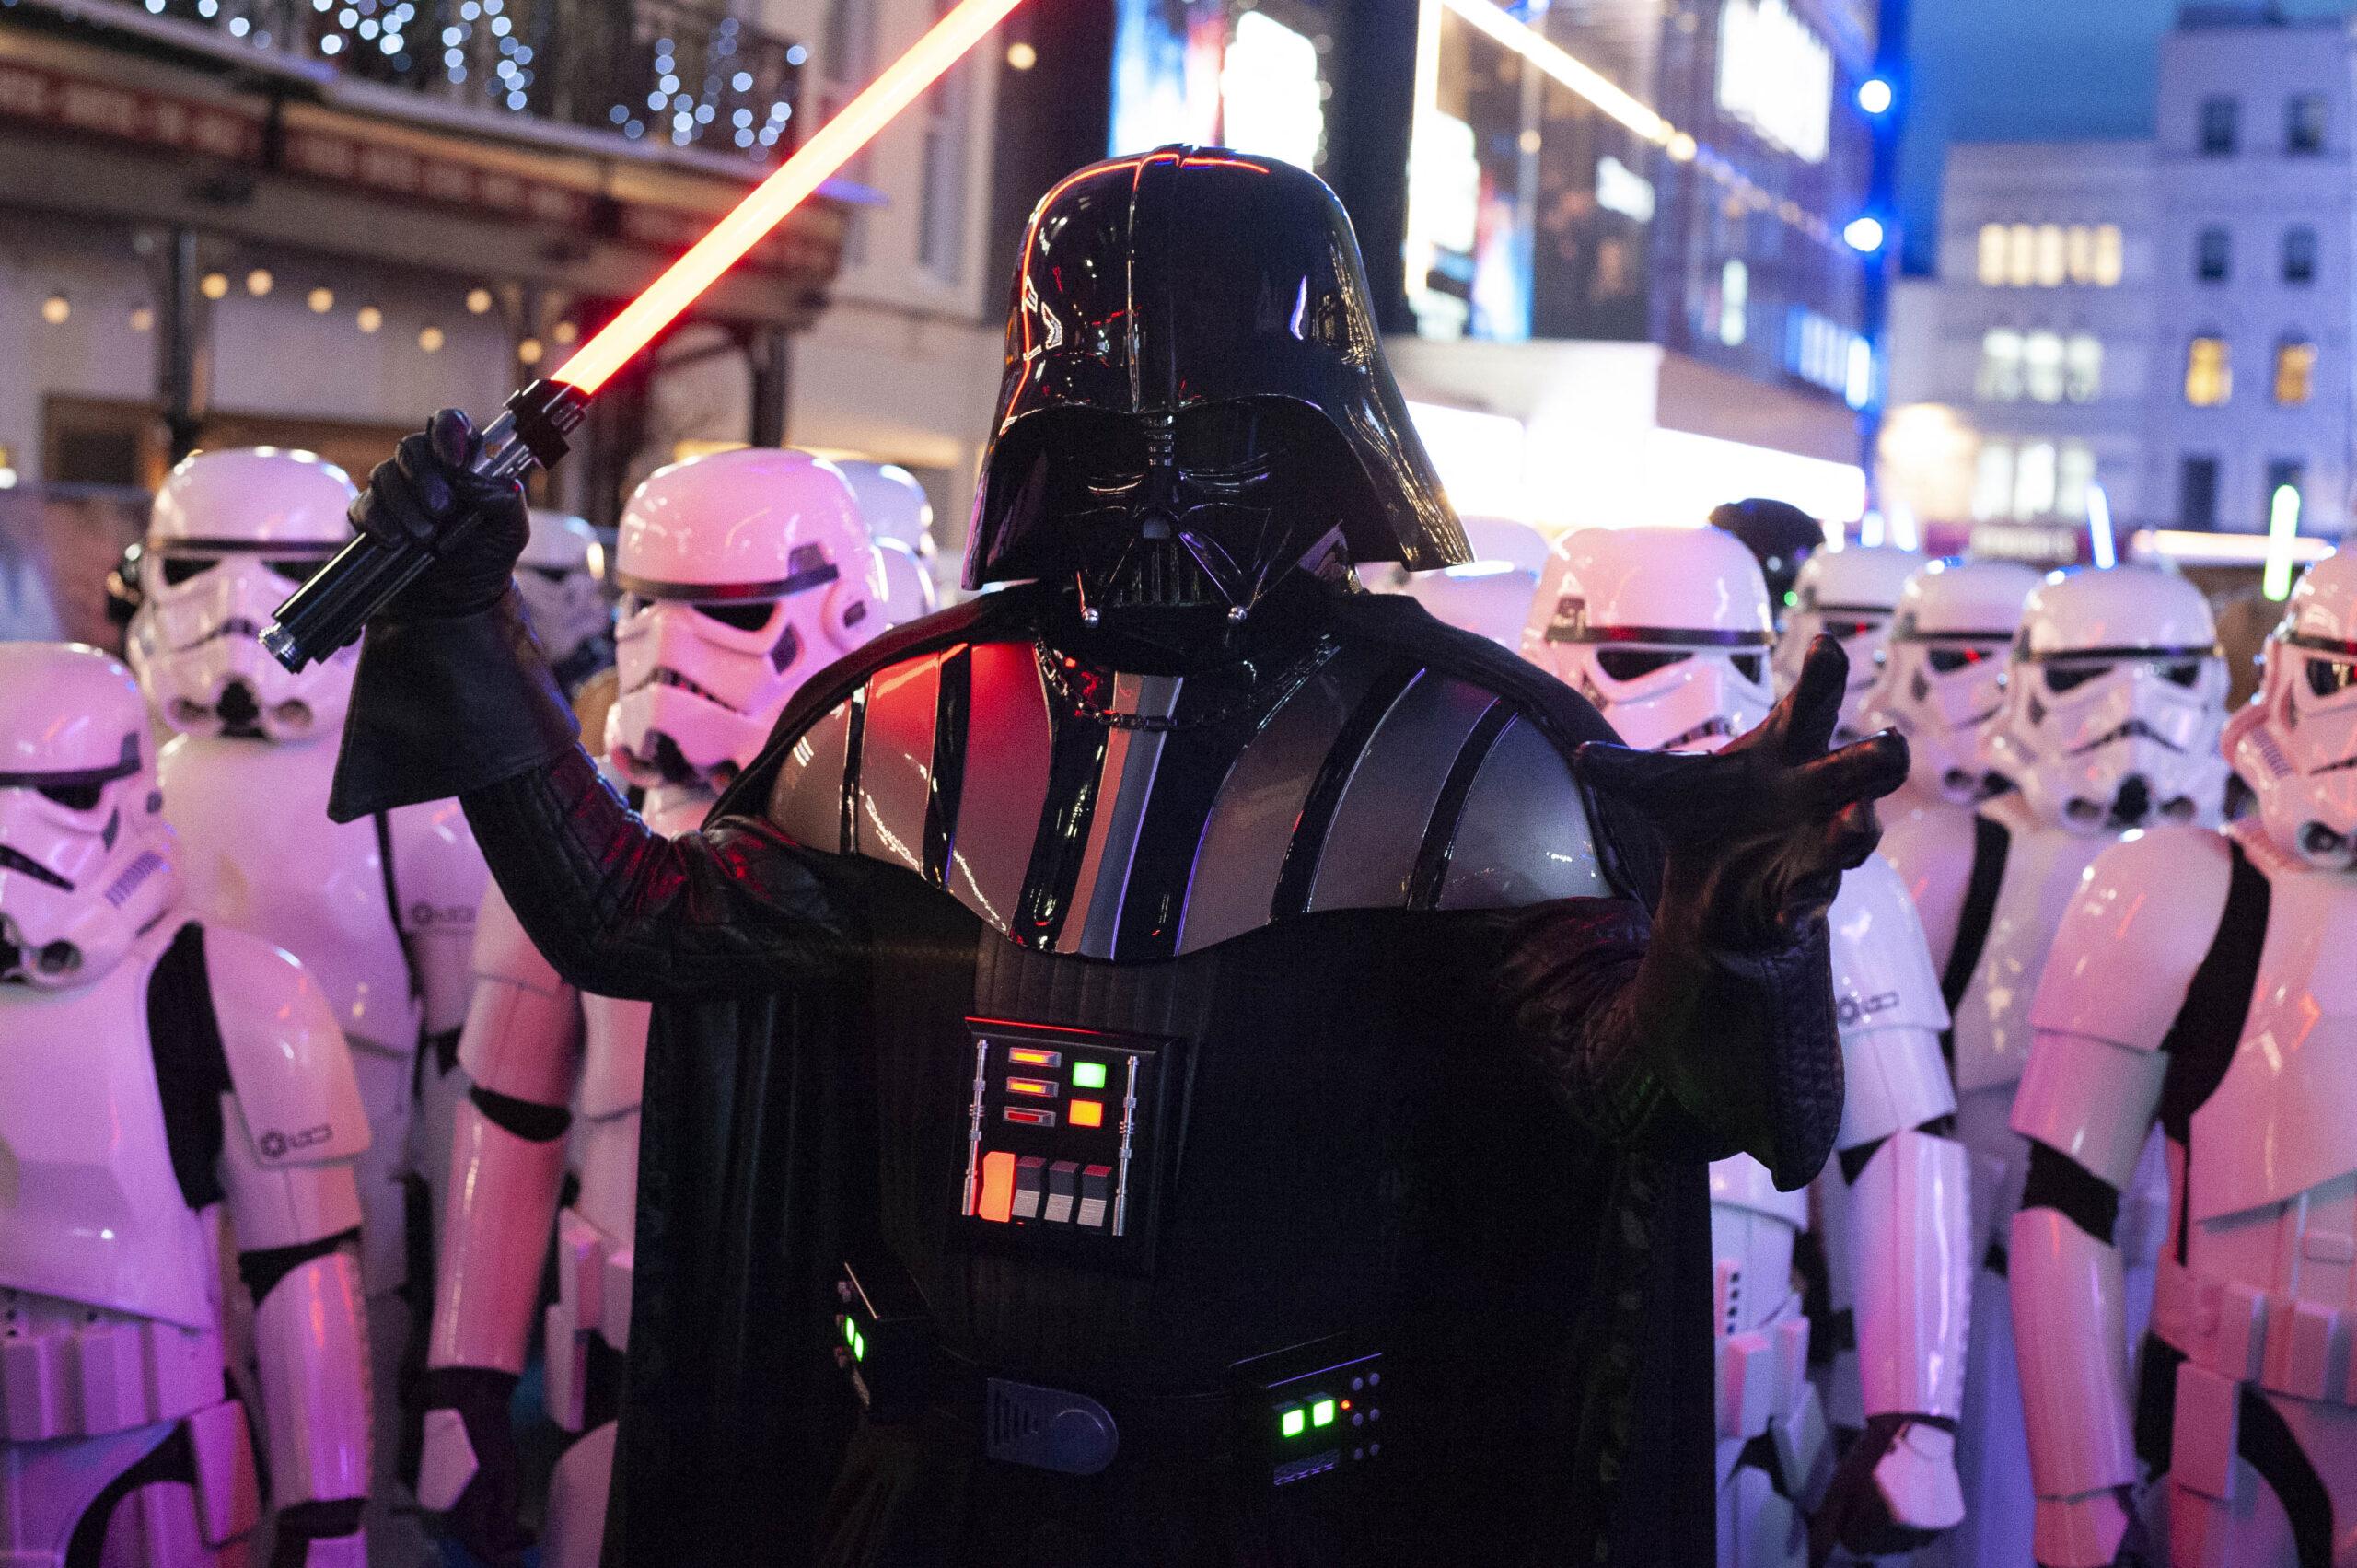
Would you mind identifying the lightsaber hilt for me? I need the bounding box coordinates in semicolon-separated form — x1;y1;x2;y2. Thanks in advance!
261;379;588;672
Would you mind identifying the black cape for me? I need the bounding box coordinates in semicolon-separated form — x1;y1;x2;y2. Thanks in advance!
606;583;1711;1568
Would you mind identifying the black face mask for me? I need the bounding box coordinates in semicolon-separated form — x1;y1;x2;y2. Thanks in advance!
1004;401;1349;656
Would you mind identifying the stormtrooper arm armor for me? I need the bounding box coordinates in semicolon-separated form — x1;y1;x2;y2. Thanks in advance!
392;798;492;1040
2009;826;2232;1568
208;930;372;1566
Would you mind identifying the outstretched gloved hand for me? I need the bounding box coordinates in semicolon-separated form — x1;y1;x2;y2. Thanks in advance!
1577;633;1907;953
350;408;531;622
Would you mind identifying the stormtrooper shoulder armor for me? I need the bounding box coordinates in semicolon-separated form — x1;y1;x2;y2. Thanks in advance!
204;925;370;1167
2026;824;2234;1052
1829;854;1949;1038
392;798;487;933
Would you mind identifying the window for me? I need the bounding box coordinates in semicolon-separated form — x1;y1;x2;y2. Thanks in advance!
1719;259;1748;347
2180;455;2221;529
2197;226;2232;283
2065;334;2103;402
1978;330;2026;401
1972;443;2015;521
2289;93;2327;155
819;0;874;263
2200;95;2239;155
914;0;970;282
2091;224;2124;286
2187;335;2232;406
1977;224;2007;285
2285;226;2318;285
2266;459;2306;527
2277;338;2317;405
2014;442;2059;518
2024;331;2065;404
2007;223;2036;287
2034;224;2067;287
2058;445;2097;519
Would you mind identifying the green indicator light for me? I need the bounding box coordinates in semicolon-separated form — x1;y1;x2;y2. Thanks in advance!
1311;1399;1336;1428
842;1317;857;1346
1281;1407;1306;1439
1072;1061;1109;1090
853;1329;867;1362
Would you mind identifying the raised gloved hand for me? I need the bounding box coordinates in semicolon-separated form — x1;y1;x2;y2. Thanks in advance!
415;1365;533;1567
1577;633;1908;952
1810;1413;1963;1562
350;409;530;622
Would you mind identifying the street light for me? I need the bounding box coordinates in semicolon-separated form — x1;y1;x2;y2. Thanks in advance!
1857;77;1894;116
1843;215;1886;254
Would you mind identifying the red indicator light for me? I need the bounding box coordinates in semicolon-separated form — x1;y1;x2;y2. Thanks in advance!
1006;1077;1059;1098
1002;1107;1057;1127
1068;1098;1105;1128
977;1151;1016;1223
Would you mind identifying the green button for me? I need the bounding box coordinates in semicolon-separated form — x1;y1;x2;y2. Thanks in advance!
1072;1061;1109;1090
1281;1406;1306;1438
1311;1399;1336;1428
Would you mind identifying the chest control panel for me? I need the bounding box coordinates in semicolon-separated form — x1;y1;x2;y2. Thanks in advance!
956;1017;1180;1272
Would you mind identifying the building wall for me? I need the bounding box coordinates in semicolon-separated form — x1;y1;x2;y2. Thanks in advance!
2145;14;2353;535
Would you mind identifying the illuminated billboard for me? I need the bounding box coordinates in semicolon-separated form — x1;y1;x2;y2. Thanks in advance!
1715;0;1832;164
1108;0;1331;172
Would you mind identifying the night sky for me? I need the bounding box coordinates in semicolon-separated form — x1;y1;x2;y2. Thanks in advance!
1898;0;2353;273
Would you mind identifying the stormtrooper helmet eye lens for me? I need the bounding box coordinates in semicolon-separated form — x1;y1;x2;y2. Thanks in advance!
696;600;775;633
1732;653;1764;682
2045;662;2112;694
265;558;325;586
1596;648;1691;681
1926;646;1991;674
2160;661;2204;688
159;555;215;586
528;565;573;583
2305;656;2357;699
1822;618;1875;639
35;781;103;811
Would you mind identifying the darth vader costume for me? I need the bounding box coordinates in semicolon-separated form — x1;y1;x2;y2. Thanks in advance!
325;149;1901;1566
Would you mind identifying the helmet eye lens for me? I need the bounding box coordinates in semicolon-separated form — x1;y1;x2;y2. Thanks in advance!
1822;618;1877;639
1732;653;1764;683
2045;662;2112;694
266;558;326;586
1596;648;1691;681
1926;646;1991;674
2305;656;2357;699
695;601;775;633
528;565;574;583
35;781;103;811
159;556;215;586
2161;661;2205;689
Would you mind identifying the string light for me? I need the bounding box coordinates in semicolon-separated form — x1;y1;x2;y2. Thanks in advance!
308;287;335;313
419;326;446;352
552;320;577;344
357;306;384;333
517;336;544;365
246;269;274;296
40;294;68;324
1005;41;1036;69
130;306;154;331
200;273;230;300
466;286;493;314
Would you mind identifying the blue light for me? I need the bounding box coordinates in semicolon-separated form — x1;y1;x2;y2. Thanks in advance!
1857;77;1893;116
1843;215;1886;254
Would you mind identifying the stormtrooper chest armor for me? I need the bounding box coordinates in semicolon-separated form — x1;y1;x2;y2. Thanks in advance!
2189;831;2357;1235
1950;797;2112;1096
160;735;417;1053
0;922;215;1331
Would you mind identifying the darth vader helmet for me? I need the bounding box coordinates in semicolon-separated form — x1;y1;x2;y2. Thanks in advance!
965;148;1463;647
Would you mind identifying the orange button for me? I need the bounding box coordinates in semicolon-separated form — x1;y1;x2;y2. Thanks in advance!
1068;1098;1105;1128
977;1150;1016;1223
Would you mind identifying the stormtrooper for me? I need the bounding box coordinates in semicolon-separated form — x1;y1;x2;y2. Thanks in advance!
1880;565;2230;1568
833;459;941;623
2010;545;2357;1567
1526;526;1970;1567
415;448;888;1568
321;148;1905;1566
0;642;371;1567
1859;559;2045;842
512;507;614;700
1774;546;1927;747
123;446;490;1545
1389;517;1549;650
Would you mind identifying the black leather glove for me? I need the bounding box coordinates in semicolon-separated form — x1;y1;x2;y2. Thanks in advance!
416;1365;533;1567
1577;634;1908;953
351;409;530;621
1809;1412;1952;1563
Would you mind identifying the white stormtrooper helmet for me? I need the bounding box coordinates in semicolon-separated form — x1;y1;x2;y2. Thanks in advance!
1773;545;1924;745
1399;517;1547;649
514;508;614;688
1858;559;2044;806
0;643;179;988
1983;566;2229;834
2224;547;2357;868
608;447;887;790
129;447;358;742
1522;526;1775;752
832;459;939;624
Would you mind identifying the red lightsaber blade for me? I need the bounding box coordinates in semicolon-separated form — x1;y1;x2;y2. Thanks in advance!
263;0;1031;671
